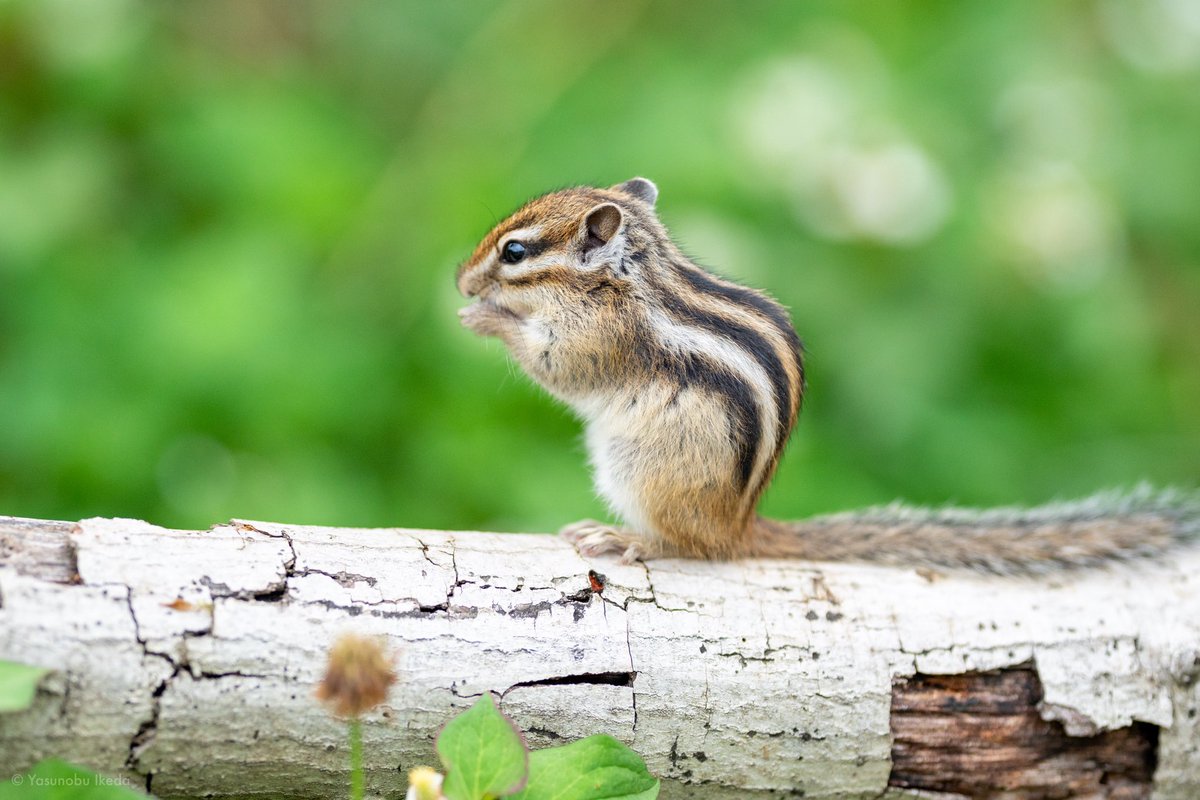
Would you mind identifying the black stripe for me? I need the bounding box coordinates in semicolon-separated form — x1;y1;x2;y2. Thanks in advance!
505;266;571;288
643;345;760;490
669;258;804;411
646;268;794;455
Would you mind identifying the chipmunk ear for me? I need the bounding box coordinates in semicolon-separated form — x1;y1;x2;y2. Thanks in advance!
612;177;658;207
583;202;623;251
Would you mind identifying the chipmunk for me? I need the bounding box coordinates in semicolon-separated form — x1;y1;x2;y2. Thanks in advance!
456;178;1198;574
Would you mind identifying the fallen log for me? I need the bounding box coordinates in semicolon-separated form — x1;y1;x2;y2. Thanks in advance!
1;503;1199;799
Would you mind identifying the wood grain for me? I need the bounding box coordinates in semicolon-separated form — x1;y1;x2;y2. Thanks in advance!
0;515;77;584
891;667;1157;799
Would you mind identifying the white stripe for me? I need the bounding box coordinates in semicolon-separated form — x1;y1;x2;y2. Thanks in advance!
645;306;779;499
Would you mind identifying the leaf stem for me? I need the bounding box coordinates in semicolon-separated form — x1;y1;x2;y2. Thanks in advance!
349;717;364;800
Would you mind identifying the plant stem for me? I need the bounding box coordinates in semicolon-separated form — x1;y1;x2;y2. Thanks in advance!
349;717;364;800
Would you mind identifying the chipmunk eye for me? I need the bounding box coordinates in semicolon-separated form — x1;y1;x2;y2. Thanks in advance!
501;241;526;264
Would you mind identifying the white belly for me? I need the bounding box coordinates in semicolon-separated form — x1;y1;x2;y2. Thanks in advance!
582;397;652;534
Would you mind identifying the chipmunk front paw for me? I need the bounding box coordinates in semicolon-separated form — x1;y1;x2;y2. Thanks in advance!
560;520;646;563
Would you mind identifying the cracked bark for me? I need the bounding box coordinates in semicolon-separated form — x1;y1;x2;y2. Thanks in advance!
2;515;1199;800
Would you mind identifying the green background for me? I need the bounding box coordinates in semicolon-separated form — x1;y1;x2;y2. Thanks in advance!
2;1;1197;533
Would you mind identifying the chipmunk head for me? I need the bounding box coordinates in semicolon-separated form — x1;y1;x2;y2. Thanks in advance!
456;178;660;399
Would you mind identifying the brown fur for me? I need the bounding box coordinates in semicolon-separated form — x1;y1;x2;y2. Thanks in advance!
752;487;1199;574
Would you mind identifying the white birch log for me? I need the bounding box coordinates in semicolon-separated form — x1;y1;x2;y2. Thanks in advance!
1;513;1198;799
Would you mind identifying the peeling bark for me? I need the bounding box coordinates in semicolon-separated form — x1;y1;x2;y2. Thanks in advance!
1;514;1199;799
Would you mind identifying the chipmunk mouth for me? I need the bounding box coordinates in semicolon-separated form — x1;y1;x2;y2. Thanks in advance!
458;298;524;328
481;298;522;319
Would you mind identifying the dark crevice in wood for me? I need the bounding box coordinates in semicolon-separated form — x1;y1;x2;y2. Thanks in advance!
889;665;1158;799
503;671;636;695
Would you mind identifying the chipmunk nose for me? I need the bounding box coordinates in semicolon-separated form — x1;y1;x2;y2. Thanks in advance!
456;261;489;297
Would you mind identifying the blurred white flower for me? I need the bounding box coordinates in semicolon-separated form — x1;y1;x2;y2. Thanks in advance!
816;142;951;245
733;54;952;246
735;57;856;182
1099;0;1200;74
989;163;1122;289
405;767;445;800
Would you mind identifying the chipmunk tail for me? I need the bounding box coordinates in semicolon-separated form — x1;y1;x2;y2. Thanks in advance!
752;485;1200;576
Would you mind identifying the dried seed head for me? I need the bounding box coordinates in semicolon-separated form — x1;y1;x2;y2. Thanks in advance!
315;633;397;718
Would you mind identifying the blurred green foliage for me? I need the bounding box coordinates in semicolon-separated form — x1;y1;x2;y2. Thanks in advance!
1;0;1197;533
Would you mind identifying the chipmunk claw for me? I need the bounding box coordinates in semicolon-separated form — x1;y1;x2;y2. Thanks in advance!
619;542;646;565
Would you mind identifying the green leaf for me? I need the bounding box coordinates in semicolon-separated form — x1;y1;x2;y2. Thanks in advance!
436;694;529;800
509;735;659;800
0;660;50;714
0;759;149;799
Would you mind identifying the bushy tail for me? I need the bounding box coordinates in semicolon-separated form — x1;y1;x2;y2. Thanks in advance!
752;486;1200;575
